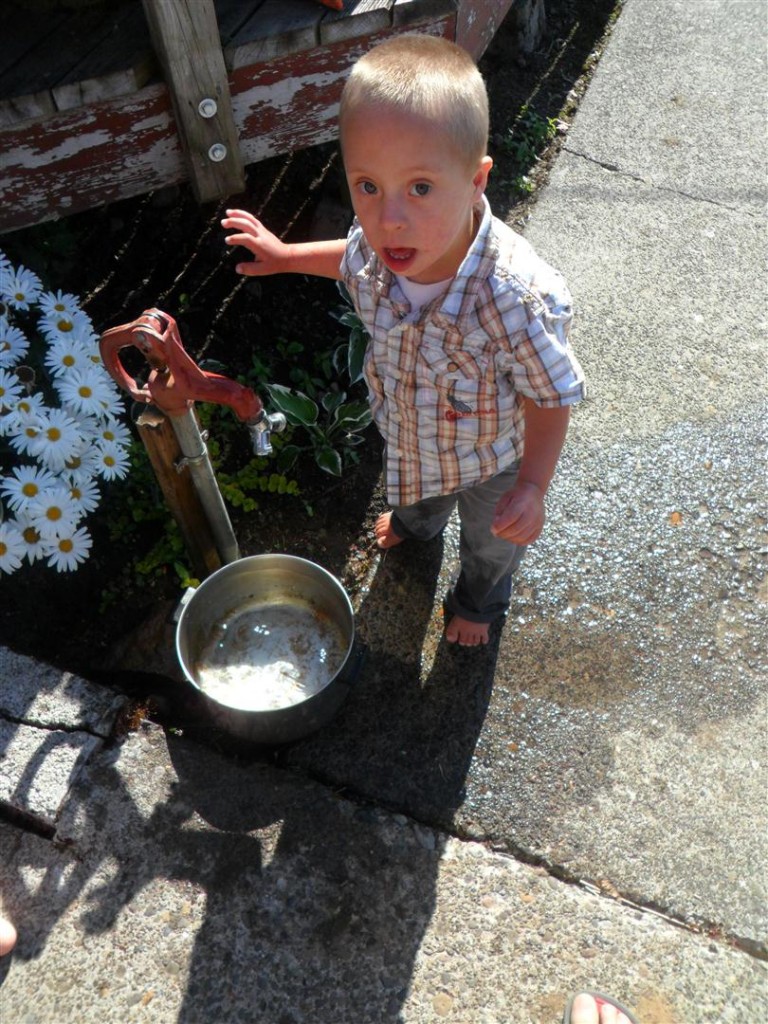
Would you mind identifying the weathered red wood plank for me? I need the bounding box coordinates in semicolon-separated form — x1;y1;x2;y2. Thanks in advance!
230;16;454;164
456;0;515;59
0;85;185;235
0;5;456;235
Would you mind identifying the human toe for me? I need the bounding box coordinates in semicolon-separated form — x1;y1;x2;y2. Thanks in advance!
567;993;637;1024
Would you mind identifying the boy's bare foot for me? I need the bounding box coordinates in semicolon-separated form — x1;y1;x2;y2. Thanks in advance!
374;511;405;549
445;614;489;646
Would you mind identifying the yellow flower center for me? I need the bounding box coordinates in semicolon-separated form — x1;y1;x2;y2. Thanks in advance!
46;427;62;442
78;385;93;399
103;430;115;441
63;354;75;367
25;426;38;439
22;482;39;498
23;526;40;544
104;455;115;467
59;538;74;554
54;302;66;312
57;318;74;332
46;507;62;522
71;487;82;500
0;541;7;557
14;292;25;302
65;456;82;470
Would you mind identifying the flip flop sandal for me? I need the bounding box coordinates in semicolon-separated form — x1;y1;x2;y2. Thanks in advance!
562;991;639;1024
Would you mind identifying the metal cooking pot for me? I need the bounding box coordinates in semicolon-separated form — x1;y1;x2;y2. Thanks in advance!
176;554;355;744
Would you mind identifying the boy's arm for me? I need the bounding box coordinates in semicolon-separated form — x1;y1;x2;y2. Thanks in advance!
491;397;571;545
221;209;345;280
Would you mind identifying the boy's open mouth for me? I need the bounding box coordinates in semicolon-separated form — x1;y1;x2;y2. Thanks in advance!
384;248;416;263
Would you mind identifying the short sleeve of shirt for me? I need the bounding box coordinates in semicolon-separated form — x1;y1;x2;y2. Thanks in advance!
492;234;585;408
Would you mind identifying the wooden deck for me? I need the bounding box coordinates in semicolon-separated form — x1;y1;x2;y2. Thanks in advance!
0;0;516;236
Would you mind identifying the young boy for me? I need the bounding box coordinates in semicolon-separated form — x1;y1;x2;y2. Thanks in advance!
222;34;585;646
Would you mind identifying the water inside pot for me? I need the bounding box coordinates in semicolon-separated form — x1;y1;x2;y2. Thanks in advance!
193;595;349;712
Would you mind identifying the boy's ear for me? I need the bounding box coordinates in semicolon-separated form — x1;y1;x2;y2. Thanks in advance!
472;156;494;199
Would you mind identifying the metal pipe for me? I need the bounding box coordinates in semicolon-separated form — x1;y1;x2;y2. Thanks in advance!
170;410;240;565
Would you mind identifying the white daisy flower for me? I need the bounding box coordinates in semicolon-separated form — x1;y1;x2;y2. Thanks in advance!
61;443;103;482
0;321;29;368
37;289;82;319
43;336;92;378
0;464;59;512
92;415;132;449
7;417;43;456
67;476;101;518
1;265;43;311
28;485;80;540
55;365;116;417
0;521;26;574
0;367;24;408
0;391;46;438
0;250;11;278
43;524;92;572
12;511;46;564
28;407;84;472
38;307;93;342
9;391;46;420
84;343;106;369
95;440;131;480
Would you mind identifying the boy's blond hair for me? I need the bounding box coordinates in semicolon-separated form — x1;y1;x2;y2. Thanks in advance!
339;34;489;165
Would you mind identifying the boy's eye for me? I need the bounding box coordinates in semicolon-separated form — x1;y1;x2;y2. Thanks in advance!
359;180;378;195
409;182;431;197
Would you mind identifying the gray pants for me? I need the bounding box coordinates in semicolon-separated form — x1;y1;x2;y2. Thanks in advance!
390;464;525;624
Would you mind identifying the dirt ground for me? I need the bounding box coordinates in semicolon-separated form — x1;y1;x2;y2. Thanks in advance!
0;0;619;676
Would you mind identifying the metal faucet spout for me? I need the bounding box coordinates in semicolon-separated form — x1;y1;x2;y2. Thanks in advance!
248;411;288;456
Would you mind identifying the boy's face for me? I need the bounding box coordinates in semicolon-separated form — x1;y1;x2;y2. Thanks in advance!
341;104;492;284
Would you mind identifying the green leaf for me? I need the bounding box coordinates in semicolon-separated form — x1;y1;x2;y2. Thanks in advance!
347;329;368;384
322;390;346;414
264;384;319;426
332;400;372;432
316;447;342;476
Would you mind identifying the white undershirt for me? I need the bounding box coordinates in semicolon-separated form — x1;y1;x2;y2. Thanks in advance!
395;274;452;312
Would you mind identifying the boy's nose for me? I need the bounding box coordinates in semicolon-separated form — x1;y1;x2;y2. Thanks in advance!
378;196;406;231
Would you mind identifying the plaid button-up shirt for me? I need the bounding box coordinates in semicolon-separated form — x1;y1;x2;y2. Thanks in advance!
341;197;585;507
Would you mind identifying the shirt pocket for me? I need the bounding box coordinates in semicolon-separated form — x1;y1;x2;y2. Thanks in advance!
415;342;500;445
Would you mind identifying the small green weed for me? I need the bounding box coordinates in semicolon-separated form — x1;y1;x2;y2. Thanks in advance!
499;105;559;195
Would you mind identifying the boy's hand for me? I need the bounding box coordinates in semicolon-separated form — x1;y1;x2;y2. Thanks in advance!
491;481;546;545
221;209;291;276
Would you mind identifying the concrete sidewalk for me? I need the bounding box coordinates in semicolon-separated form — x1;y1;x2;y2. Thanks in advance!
1;2;766;1021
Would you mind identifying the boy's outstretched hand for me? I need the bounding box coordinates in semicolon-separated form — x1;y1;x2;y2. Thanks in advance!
222;209;346;281
221;209;290;276
491;480;546;545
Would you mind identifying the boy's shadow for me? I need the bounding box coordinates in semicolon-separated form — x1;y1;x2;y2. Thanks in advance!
285;528;502;830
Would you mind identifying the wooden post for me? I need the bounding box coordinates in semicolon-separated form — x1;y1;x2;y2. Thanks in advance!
134;404;222;581
140;0;245;202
